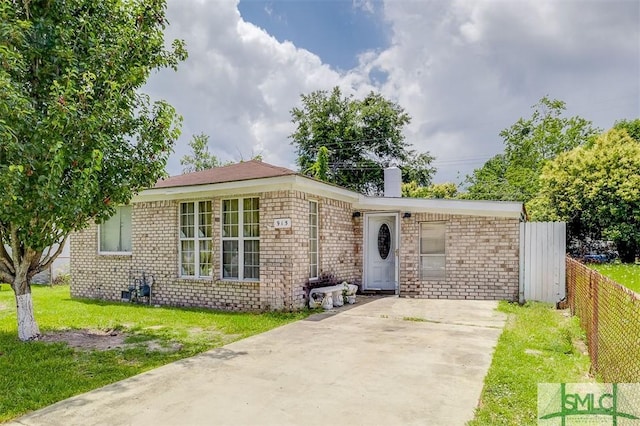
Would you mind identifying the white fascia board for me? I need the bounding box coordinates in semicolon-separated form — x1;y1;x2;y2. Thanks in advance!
291;176;360;203
134;176;297;202
355;196;524;218
133;175;360;204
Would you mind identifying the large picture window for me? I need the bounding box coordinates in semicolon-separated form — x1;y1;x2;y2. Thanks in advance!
420;222;446;280
222;198;259;280
309;201;318;279
99;206;132;253
180;201;212;278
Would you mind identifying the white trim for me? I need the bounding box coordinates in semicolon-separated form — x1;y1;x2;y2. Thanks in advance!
356;196;523;218
134;170;524;218
178;200;213;279
363;212;399;293
419;221;447;281
135;175;359;204
519;222;526;304
97;251;132;256
309;200;319;279
220;197;260;281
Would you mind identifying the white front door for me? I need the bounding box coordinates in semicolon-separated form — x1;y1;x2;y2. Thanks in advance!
364;214;398;292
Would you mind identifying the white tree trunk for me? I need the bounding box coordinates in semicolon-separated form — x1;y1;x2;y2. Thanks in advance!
16;293;40;341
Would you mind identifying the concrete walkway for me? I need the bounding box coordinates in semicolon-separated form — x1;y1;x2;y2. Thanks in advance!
10;297;506;426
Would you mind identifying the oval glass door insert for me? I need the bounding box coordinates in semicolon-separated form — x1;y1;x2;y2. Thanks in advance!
378;223;391;259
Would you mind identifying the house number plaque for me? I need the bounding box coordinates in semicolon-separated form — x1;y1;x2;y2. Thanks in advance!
274;218;292;229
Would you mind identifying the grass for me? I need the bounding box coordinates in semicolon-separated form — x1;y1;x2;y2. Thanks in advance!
572;261;640;382
468;301;592;426
589;263;640;294
0;285;309;422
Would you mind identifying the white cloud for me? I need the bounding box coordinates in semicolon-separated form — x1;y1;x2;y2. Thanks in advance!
145;0;639;183
353;0;375;14
366;0;640;180
145;0;343;172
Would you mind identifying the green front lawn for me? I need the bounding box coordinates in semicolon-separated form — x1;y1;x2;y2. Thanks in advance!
0;285;308;422
589;263;640;294
469;302;592;426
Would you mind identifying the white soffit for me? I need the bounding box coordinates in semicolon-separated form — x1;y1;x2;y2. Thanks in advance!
133;175;360;203
356;196;524;218
134;174;523;218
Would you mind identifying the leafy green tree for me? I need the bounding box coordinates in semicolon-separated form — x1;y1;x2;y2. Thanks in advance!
461;154;521;201
402;181;459;199
531;129;640;262
0;0;186;340
465;97;599;202
290;87;434;194
401;152;436;188
613;118;640;142
180;133;221;173
306;146;329;181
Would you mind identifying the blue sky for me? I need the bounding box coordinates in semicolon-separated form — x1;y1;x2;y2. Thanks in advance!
238;0;388;71
146;0;640;183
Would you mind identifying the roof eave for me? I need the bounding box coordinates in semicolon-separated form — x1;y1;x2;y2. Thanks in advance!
134;174;523;219
356;196;525;218
133;174;361;203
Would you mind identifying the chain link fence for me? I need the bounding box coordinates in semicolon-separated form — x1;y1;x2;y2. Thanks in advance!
566;256;640;382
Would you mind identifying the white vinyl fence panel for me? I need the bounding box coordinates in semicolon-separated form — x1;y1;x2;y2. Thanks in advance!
519;222;566;303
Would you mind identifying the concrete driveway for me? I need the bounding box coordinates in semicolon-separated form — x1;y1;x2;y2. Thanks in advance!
10;297;506;426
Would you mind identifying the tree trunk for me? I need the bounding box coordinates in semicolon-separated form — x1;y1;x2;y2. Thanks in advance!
14;273;40;341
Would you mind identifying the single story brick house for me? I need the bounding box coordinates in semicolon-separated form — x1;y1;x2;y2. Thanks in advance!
70;160;525;310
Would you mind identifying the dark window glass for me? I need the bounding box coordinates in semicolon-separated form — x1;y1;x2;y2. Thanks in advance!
378;223;391;260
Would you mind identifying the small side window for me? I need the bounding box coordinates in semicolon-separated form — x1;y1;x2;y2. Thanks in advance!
420;222;446;280
99;206;132;253
309;201;319;278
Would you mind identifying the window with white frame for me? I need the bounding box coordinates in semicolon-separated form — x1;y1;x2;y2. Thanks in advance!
222;198;259;280
99;206;132;253
179;201;212;278
420;222;446;280
309;200;319;279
